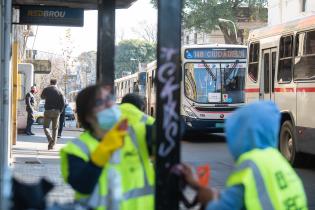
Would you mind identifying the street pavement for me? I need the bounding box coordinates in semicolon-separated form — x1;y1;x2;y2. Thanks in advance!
12;127;79;205
182;133;315;210
11;128;315;209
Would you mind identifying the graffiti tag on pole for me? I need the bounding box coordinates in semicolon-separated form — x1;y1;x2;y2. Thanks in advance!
157;47;179;157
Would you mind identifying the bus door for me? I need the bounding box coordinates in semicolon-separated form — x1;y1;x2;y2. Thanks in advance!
260;48;277;101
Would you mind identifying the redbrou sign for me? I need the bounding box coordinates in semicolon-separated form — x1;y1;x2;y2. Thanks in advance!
19;6;84;27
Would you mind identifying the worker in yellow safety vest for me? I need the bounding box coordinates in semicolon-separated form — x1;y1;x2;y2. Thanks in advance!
60;85;154;210
120;93;155;157
120;93;155;126
179;101;308;210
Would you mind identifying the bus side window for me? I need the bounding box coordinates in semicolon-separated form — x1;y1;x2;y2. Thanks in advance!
295;33;304;57
248;42;260;82
278;35;293;83
294;30;315;80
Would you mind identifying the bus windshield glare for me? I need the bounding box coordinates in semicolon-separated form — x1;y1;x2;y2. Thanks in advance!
184;62;245;104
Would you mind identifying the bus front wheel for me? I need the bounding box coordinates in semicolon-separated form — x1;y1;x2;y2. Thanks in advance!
279;120;299;166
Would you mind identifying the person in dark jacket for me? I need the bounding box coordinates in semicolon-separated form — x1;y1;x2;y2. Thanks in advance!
41;79;65;150
25;86;37;135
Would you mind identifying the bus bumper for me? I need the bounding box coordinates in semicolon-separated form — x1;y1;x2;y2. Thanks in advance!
183;116;225;133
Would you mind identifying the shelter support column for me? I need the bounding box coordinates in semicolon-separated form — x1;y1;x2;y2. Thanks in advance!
0;0;13;209
96;0;115;87
155;1;183;210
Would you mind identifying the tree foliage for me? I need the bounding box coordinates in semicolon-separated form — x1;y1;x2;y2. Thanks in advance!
151;0;267;43
115;39;156;78
132;21;157;43
76;51;97;88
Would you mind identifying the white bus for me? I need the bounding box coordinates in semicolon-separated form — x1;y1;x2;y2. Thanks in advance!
145;45;247;132
181;44;247;132
146;61;157;116
114;71;147;104
246;14;315;165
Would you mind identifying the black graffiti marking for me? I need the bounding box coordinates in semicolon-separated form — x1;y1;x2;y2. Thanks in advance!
275;171;288;190
158;47;180;157
284;196;304;210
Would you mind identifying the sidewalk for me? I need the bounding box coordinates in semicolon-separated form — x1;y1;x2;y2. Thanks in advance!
11;127;81;205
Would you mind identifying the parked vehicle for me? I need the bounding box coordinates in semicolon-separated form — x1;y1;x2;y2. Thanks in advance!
65;105;75;120
34;111;44;125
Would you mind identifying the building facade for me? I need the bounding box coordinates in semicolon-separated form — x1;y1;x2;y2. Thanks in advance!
268;0;315;25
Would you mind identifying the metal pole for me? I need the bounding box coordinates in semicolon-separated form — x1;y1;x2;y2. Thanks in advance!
0;0;12;209
96;0;115;87
155;0;182;210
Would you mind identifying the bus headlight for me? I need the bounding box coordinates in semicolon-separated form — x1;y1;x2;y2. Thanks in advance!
183;105;198;119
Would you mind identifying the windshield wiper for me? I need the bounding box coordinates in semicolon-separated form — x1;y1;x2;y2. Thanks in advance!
201;60;216;81
224;60;240;86
225;60;239;79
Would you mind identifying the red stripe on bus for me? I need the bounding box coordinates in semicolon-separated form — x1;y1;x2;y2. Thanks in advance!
296;87;315;92
245;88;260;93
274;88;295;92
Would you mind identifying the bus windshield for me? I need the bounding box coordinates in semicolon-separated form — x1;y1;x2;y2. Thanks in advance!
184;62;245;104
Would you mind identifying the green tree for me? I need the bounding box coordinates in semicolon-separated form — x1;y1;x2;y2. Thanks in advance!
76;51;97;87
115;39;156;78
151;0;267;44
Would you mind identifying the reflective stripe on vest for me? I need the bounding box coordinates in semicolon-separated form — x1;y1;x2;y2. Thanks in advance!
79;185;108;208
77;127;153;209
140;115;148;123
72;139;90;157
126;126;153;194
123;185;154;200
234;160;275;210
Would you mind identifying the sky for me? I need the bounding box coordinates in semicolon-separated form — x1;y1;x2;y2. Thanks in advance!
26;0;157;56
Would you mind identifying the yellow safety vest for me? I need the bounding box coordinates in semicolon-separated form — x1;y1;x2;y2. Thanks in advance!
60;123;154;210
119;103;155;126
227;148;308;210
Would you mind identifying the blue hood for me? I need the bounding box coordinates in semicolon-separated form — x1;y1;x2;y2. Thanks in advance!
225;101;281;160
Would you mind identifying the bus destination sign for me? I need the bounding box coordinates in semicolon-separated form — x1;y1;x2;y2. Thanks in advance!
185;48;247;60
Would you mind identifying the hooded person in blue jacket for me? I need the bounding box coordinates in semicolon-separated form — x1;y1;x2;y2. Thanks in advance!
180;101;307;210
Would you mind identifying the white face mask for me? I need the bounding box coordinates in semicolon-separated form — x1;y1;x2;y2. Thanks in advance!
96;105;121;130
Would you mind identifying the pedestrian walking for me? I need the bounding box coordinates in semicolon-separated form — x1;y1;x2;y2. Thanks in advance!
58;107;65;138
58;100;67;138
60;85;154;210
25;85;37;135
41;79;65;150
179;101;308;210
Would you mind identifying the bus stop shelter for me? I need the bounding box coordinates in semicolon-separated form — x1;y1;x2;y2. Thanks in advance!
12;0;135;9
